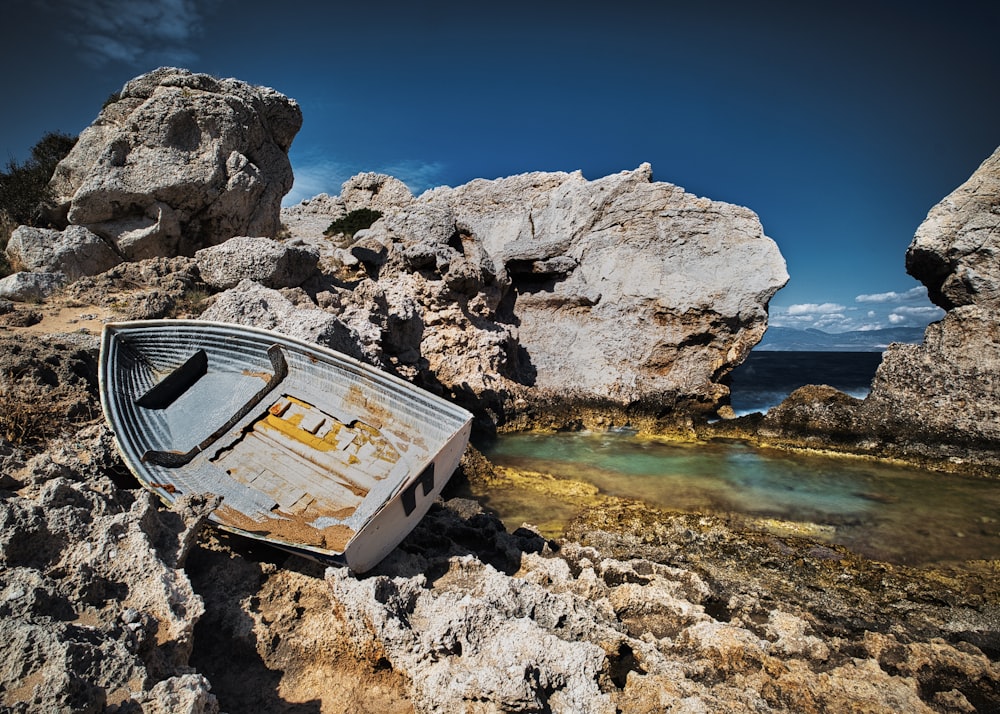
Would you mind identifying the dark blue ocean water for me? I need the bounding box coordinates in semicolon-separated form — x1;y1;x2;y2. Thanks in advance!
727;350;883;415
480;351;1000;565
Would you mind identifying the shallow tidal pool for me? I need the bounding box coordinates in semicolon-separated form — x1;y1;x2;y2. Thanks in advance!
477;431;1000;566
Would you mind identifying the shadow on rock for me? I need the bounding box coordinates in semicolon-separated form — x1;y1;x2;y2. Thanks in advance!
186;536;324;714
366;497;556;582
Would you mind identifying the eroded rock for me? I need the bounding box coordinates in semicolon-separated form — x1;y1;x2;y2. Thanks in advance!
0;425;218;713
195;236;318;290
280;165;787;427
318;498;1000;713
44;67;301;264
5;224;121;281
0;271;66;302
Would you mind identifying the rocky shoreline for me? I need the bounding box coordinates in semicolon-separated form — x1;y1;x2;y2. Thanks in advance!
2;421;998;712
1;68;998;712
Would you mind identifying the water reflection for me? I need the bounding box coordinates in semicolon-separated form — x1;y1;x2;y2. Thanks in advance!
480;432;1000;566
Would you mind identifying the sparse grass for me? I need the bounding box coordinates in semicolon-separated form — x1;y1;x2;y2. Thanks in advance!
170;288;212;318
0;378;96;447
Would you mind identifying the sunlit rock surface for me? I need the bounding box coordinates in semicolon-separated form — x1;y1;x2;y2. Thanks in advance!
43;67;299;263
279;165;787;426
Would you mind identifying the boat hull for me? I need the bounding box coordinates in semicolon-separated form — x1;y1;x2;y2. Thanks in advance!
99;320;473;572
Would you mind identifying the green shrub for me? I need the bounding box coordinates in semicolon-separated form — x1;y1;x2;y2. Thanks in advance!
0;131;77;226
324;208;382;239
0;131;77;277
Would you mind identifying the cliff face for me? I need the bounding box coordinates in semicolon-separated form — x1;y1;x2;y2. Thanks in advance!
743;147;1000;473
861;148;1000;464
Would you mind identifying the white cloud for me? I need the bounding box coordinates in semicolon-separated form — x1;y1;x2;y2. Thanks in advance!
771;286;944;333
786;302;847;315
891;305;945;319
379;160;447;194
283;159;357;207
855;286;928;304
40;0;210;67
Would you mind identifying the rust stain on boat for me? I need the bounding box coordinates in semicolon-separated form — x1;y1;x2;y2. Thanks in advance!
215;504;356;552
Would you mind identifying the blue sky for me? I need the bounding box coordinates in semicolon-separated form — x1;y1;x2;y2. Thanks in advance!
2;0;997;333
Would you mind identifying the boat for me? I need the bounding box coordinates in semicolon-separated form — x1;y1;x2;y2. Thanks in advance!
99;319;473;572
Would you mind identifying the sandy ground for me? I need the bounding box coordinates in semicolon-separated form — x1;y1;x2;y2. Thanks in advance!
6;303;115;335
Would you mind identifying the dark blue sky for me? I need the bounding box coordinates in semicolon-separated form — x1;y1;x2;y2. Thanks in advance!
3;0;997;332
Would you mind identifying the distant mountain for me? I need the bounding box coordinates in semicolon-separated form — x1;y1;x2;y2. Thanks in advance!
756;326;925;352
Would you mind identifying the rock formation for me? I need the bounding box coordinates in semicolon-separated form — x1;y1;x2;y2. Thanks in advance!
273;164;788;427
5;67;300;280
5;225;122;280
321;496;998;713
5;67;995;713
0;425;219;714
1;395;997;712
423;165;787;415
860;145;1000;464
194;236;318;290
724;147;1000;474
4;66;785;430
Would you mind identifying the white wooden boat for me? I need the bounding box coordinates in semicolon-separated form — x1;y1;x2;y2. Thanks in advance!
99;320;473;572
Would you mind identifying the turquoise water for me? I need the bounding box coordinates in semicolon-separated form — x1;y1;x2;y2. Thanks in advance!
481;431;1000;566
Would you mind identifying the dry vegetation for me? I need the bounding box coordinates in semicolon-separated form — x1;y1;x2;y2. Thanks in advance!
0;377;98;447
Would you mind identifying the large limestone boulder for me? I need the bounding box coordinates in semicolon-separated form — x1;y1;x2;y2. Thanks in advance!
47;67;301;260
905;146;1000;310
422;164;788;415
282;165;786;424
5;224;122;281
856;148;1000;467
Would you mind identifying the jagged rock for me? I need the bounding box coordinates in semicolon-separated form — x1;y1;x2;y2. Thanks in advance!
194;236;318;289
134;674;219;714
0;272;66;302
319;498;999;714
5;224;122;280
421;164;787;416
858;147;1000;466
906;146;1000;310
278;193;346;242
0;425;212;713
46;67;301;260
341;172;414;213
199;279;367;361
280;165;786;426
280;175;411;245
59;256;203;322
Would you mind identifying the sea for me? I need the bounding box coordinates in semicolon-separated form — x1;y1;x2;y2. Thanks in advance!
727;350;884;416
478;350;1000;566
